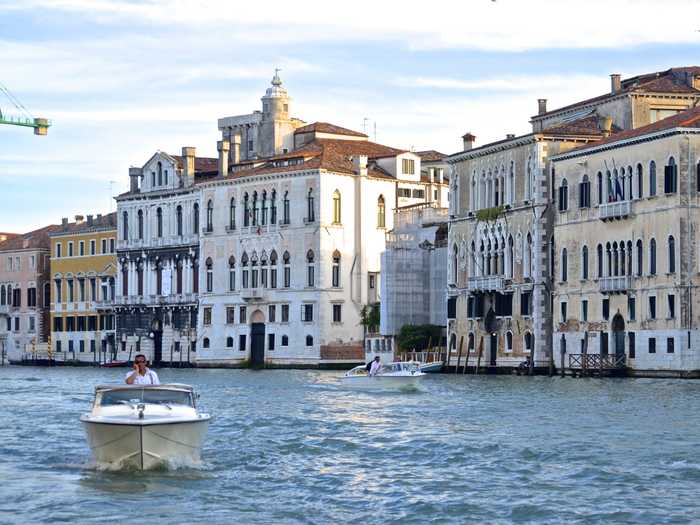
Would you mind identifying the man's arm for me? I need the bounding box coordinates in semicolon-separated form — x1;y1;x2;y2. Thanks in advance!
125;366;139;384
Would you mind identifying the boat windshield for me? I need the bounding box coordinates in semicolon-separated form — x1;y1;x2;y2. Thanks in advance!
100;388;193;407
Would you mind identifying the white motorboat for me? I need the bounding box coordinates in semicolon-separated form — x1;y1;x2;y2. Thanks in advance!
419;361;444;373
342;361;425;390
80;384;211;470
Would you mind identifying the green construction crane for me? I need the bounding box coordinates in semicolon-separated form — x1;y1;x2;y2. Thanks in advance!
0;82;50;135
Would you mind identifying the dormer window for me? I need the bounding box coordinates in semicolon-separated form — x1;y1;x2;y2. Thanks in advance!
402;158;415;175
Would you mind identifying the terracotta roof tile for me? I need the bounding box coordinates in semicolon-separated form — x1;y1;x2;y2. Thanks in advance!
294;122;368;138
171;155;219;173
562;106;700;154
0;224;62;252
49;212;117;236
542;112;622;137
415;150;448;161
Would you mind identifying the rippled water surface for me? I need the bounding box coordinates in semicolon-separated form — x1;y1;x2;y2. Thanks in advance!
1;366;700;524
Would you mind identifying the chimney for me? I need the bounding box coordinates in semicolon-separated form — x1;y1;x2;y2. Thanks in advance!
61;217;68;229
610;73;621;94
182;146;196;186
537;98;547;115
129;167;142;193
599;115;613;137
74;215;84;224
506;133;516;140
353;155;368;177
230;134;241;164
217;140;230;177
462;132;476;151
87;214;93;226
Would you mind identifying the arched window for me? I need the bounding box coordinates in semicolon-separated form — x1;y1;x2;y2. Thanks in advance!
650;238;657;275
206;199;213;232
524;233;532;279
229;198;236;230
597;244;603;278
558;179;568;212
193;203;199;233
626;241;633;277
241;252;249;288
205;257;213;292
332;251;341;287
636;164;643;199
283;251;291;288
121;263;129;296
137;209;144;240
507;236;514;278
467;332;475;353
122;211;129;240
176;259;183;294
252;192;259;226
636;240;643;277
524;332;533;353
203;337;210;349
283;191;290;224
668;235;676;273
597;171;603;204
307;188;315;222
156;208;163;238
176;205;183;236
250;252;259;288
261;191;268;226
506;331;513;352
508;162;515;204
649;161;657;196
226;337;234;348
582;245;589;280
306;335;314;347
243;193;250;227
579;175;590;208
270;190;277;224
452;244;458;284
270;250;278;288
0;285;5;305
306;250;315;287
137;261;144;295
526;160;532;200
665;157;678;194
627;166;633;200
606;242;612;276
377;195;386;228
157;161;163;186
561;248;568;282
332;190;341;224
260;252;268;288
228;256;236;291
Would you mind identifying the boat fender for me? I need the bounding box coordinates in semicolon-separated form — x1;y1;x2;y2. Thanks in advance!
138;403;145;419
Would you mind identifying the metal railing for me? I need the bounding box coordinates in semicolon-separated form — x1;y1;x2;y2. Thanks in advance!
599;275;632;293
569;353;625;370
599;200;632;220
467;275;505;292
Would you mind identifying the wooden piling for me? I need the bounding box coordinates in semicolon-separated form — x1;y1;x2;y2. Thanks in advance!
475;337;483;375
463;338;470;374
455;336;463;373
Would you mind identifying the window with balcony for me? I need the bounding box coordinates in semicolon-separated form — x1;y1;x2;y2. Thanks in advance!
252;192;259;226
261;191;268;226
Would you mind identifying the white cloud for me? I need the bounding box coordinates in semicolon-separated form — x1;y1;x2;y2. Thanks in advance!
8;0;700;51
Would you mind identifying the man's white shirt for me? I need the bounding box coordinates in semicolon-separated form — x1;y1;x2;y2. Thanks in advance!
125;369;160;385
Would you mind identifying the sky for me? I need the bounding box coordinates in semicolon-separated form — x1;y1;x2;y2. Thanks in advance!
1;0;700;232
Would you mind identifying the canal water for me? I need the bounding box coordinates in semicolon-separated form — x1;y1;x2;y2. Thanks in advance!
1;366;699;524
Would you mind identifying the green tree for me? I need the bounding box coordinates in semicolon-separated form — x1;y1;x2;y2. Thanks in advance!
396;324;443;352
360;303;380;333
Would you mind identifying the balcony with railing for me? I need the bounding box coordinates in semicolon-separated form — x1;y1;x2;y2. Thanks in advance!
114;293;197;306
599;275;632;293
599;200;632;221
467;275;505;292
240;288;264;301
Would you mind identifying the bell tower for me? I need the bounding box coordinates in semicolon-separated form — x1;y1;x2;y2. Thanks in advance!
258;70;296;157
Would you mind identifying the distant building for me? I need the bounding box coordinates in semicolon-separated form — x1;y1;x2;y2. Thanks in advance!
552;106;700;376
0;225;57;360
379;201;448;354
49;213;117;362
446;67;700;370
114;149;217;365
195;74;449;367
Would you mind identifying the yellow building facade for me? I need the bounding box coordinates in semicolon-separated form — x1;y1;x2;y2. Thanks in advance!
49;213;118;362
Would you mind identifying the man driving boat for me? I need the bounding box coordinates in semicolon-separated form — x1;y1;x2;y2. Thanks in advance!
125;354;160;385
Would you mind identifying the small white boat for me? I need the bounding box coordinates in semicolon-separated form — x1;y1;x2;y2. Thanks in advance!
419;361;444;373
342;361;426;390
80;384;211;470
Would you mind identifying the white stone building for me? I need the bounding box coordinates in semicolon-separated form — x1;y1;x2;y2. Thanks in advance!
195;75;448;367
551;106;700;376
114;149;217;364
446;67;700;371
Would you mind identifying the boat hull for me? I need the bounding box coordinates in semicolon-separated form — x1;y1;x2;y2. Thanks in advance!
81;418;209;470
419;362;444;373
341;374;423;391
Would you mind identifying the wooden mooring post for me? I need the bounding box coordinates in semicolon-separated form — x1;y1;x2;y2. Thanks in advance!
462;338;470;374
454;336;463;374
475;337;483;375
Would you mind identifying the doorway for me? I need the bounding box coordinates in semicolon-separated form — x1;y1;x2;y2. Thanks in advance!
250;323;265;367
612;313;625;361
489;333;497;366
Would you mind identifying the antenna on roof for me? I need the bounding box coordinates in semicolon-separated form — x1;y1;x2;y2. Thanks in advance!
363;117;370;134
109;180;116;212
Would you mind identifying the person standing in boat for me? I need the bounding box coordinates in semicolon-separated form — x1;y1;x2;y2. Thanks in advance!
369;356;382;377
125;354;160;385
